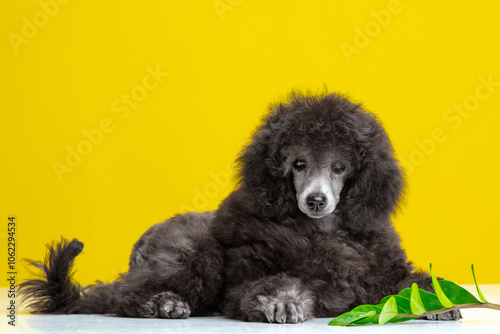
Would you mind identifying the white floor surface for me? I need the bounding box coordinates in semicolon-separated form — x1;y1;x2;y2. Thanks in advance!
2;285;500;334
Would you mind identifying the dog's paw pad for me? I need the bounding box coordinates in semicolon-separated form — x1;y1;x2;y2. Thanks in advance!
149;291;191;319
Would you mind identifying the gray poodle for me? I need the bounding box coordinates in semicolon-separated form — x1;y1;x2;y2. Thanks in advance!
20;92;461;323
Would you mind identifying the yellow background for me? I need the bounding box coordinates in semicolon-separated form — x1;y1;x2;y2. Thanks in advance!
1;0;499;287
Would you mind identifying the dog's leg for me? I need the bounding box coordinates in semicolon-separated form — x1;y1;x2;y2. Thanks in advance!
224;273;315;323
20;212;223;318
116;290;191;318
113;213;224;318
114;247;223;318
149;292;191;319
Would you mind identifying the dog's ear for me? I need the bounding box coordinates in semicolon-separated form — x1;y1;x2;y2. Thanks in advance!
237;115;297;220
337;112;404;234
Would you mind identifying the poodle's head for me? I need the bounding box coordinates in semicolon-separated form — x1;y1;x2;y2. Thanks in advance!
237;92;404;233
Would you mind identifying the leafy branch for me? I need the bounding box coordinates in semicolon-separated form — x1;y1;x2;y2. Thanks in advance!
328;264;500;326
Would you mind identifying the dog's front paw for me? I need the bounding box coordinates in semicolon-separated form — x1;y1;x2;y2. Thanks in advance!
146;291;191;319
425;309;462;321
255;296;305;323
250;290;315;324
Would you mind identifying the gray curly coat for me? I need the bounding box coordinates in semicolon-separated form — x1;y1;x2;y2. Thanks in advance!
20;93;461;323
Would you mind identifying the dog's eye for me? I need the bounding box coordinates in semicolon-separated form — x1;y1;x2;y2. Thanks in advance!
293;159;307;171
332;163;346;174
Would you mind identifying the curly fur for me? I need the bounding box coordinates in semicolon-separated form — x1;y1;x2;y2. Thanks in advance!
20;92;461;323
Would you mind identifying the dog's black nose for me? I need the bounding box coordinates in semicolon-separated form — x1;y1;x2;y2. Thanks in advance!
307;193;327;211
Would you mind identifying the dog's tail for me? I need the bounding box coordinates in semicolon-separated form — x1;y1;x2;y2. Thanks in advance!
20;238;120;314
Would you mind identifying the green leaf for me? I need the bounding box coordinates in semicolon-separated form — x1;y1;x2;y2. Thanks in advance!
472;264;488;303
379;295;411;314
327;310;377;326
418;288;446;311
328;304;382;326
379;296;398;325
350;316;379;325
385;316;418;324
351;304;383;313
440;280;480;304
430;263;454;308
348;305;382;325
328;264;498;327
349;305;384;325
378;288;412;314
410;283;426;315
353;307;417;325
